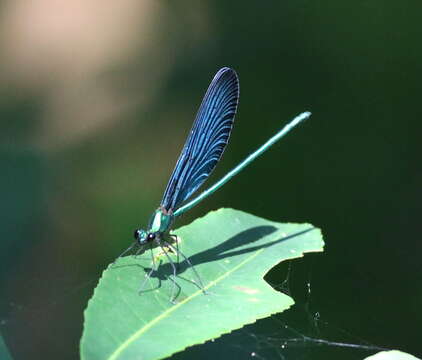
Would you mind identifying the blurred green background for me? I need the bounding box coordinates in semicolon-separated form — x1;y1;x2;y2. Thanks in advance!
0;1;421;359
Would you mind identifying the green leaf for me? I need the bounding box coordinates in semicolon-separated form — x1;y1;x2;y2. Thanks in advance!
81;208;324;360
364;351;421;360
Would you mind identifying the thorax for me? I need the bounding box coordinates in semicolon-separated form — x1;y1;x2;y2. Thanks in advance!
148;207;174;234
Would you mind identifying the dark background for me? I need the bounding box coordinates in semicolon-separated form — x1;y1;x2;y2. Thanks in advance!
0;1;420;359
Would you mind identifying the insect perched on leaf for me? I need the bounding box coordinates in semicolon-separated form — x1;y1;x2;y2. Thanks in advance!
118;67;311;301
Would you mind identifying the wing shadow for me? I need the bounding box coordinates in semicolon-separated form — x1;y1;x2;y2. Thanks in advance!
123;225;316;287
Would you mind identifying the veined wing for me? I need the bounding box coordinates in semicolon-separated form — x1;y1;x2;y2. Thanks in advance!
161;67;239;212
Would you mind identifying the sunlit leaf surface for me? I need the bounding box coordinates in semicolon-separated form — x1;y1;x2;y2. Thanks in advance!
81;208;324;360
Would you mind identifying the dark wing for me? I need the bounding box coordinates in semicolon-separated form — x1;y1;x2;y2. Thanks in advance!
161;67;239;211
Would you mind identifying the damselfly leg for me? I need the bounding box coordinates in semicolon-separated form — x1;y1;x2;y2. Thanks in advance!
138;244;162;294
170;234;180;268
112;241;137;266
159;243;182;303
163;239;206;295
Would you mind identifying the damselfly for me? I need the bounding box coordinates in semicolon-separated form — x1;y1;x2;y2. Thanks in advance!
119;67;310;301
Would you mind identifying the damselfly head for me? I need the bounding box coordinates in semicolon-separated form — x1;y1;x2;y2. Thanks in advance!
134;229;158;245
134;229;147;245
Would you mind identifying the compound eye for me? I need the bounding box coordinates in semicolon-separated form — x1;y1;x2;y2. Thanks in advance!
133;229;139;239
147;233;156;241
